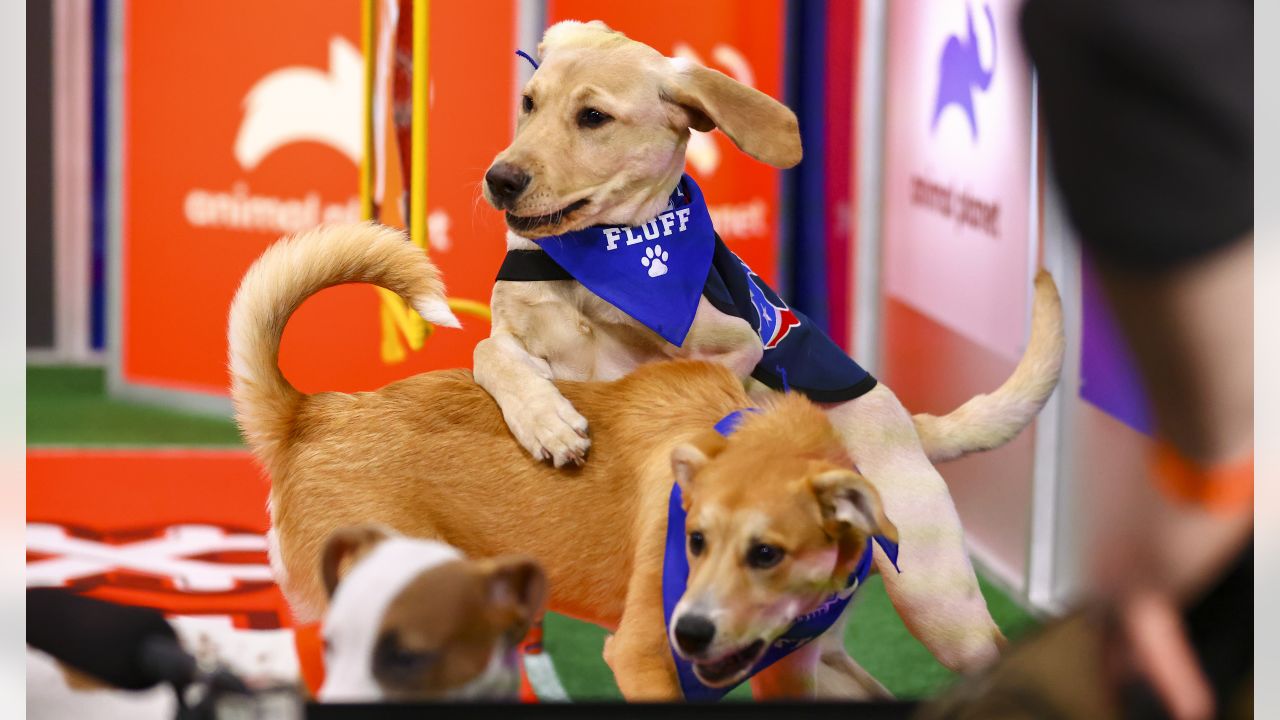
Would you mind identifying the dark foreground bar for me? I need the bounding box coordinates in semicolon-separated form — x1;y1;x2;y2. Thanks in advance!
307;701;919;720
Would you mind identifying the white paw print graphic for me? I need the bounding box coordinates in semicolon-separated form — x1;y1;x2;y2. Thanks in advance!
642;245;670;278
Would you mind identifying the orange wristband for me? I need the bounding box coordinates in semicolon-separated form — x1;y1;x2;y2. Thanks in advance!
1150;440;1253;514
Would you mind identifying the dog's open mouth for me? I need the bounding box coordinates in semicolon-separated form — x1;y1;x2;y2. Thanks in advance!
691;639;766;687
505;198;589;233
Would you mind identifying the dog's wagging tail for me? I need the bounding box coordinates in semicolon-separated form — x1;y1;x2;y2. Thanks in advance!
227;222;459;465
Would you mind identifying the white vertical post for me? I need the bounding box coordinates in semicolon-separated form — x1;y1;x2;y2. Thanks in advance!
852;0;888;372
46;0;96;363
510;0;571;703
106;0;128;396
1027;159;1084;613
513;0;546;129
1024;72;1056;610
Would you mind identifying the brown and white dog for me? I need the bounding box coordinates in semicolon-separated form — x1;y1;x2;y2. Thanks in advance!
316;526;545;702
474;20;1065;677
229;223;1062;700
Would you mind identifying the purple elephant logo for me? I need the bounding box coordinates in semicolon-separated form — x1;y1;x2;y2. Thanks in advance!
931;3;996;141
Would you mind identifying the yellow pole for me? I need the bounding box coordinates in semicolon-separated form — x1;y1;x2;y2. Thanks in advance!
360;0;376;221
410;0;429;250
379;0;489;359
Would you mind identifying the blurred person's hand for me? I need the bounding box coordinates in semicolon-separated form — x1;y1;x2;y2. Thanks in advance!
1109;590;1214;720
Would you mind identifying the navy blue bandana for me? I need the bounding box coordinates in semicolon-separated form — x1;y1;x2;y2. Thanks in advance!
701;240;878;403
660;409;901;701
533;176;716;346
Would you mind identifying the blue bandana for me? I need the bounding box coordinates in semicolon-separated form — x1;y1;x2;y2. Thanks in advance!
533;176;716;346
661;409;901;701
503;174;877;403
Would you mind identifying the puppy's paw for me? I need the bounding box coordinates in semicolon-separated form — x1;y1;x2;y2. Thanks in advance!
507;392;590;468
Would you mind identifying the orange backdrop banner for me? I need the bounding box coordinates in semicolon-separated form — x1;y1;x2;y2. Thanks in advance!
546;0;786;284
118;0;514;399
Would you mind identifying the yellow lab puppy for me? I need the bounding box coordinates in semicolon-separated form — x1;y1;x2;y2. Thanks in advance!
475;19;1065;678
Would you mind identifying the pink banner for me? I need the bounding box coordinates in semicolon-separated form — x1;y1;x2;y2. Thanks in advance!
881;0;1034;361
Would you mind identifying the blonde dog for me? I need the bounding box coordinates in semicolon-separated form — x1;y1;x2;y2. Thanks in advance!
475;19;1065;678
230;223;1061;700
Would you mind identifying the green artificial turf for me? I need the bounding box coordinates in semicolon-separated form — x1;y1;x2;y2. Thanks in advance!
27;365;243;446
27;364;1038;701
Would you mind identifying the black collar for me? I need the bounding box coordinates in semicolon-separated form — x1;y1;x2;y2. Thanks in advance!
494;249;573;282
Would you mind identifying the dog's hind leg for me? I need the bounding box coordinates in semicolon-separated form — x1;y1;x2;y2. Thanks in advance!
826;384;1005;674
752;629;888;701
816;647;892;700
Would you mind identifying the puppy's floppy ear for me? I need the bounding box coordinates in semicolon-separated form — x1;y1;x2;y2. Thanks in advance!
321;524;395;598
671;429;728;504
483;555;549;642
661;59;803;168
808;469;898;543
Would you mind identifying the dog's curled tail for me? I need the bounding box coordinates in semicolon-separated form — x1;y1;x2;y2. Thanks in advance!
227;222;458;464
913;270;1066;464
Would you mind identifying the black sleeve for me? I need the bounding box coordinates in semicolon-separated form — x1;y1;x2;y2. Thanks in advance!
1021;0;1253;271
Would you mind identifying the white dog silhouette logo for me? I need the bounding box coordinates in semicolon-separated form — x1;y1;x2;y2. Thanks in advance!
642;245;670;277
234;36;363;171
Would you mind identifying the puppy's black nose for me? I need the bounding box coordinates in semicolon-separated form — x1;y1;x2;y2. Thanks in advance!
485;162;531;207
673;615;716;656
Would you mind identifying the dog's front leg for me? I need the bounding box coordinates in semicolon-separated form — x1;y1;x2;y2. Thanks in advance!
473;333;590;467
603;616;681;702
826;384;1005;673
603;535;682;701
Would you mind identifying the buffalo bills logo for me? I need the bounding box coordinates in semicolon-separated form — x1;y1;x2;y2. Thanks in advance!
743;265;801;349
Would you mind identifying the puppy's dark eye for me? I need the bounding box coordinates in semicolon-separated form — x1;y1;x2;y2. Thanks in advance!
577;107;612;128
688;531;705;557
373;631;438;684
522;95;534;113
746;543;785;569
